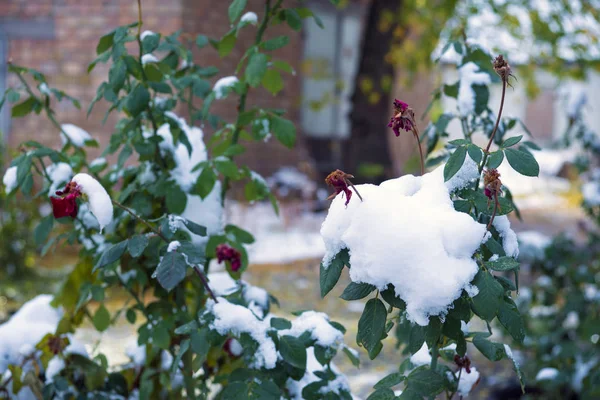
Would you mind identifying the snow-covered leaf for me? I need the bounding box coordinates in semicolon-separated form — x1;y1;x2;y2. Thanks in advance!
485;256;519;271
444;146;467;181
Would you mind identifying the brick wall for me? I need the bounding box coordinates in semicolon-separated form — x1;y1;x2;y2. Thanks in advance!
2;0;307;176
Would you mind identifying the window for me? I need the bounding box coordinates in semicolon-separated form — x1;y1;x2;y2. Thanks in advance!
301;2;363;140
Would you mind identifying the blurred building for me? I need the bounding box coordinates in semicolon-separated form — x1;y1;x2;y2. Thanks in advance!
0;0;369;179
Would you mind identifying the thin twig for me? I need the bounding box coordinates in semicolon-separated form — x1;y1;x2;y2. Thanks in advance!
413;130;425;175
111;199;169;242
193;266;218;302
479;79;507;173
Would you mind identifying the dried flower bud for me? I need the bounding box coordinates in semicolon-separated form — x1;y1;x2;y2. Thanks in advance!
483;169;502;200
325;169;355;206
454;354;472;374
493;55;512;83
388;99;416;137
47;335;68;355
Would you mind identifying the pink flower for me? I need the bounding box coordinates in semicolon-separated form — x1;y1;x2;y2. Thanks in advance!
51;181;81;219
388;99;414;136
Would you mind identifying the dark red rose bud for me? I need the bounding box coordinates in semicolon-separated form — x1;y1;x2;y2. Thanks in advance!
325;169;361;206
216;244;242;272
388;99;416;137
51;181;81;219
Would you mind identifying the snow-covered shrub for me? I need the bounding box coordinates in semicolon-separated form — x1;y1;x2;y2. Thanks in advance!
0;1;357;398
320;46;539;398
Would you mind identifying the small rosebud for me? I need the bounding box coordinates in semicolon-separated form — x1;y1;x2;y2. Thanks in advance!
493;55;513;83
216;244;242;272
483;169;502;200
47;335;67;355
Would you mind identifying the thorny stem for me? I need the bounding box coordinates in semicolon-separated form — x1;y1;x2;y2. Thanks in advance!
221;0;283;204
448;367;463;400
486;194;499;230
345;178;363;202
413;129;425;175
479;79;507;174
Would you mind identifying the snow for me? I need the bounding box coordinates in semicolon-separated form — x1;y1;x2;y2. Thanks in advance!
213;76;239;99
208;272;238;296
458;367;480;397
320;164;486;326
39;82;51;95
228;339;243;356
492;216;519;258
60;123;91;147
181;187;223;245
410;344;432;366
563;311;580;329
71;173;113;231
572;356;597;391
167;241;181;252
0;295;86;375
279;311;343;348
227;202;325;264
445;155;480;191
457;62;491;116
45;357;65;382
240;12;258;25
582;181;600;206
3;166;17;194
90;157;107;169
140;30;156;40
267;166;317;199
141;54;158;65
518;231;551;260
530;305;558;317
286;348;350;399
536;367;559;381
46;162;73;195
205;297;277;369
243;284;269;310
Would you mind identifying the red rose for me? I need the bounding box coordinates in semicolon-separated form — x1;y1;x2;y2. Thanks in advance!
51;181;81;219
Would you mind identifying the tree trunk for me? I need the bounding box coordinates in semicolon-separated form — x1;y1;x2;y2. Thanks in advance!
343;0;404;183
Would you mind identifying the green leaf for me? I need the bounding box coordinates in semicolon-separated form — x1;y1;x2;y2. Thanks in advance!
501;135;523;148
194;167;217;199
285;9;302;30
182;219;207;236
444;146;467;182
279;335;307;370
497;297;525;343
34;215;54;246
152;323;171;350
357;298;387;359
486;150;504;169
11;97;38;117
262;35;290;51
262;69;284;95
155;251;187;291
374;372;405;390
144;63;163;82
473;84;489;115
245;53;268;87
215;158;239;178
406;367;446;397
270;317;292;330
225;224;255;244
171;339;190;374
126;84;150;117
174;320;198;335
471;270;504;321
504;148;539;177
271;115;296;148
92;305;111;332
94;240;129;271
342;346;360;367
320;249;348;297
408;324;426;354
141;33;160;54
443;82;459;98
467;145;483;164
128;234;149;258
96;31;115;54
340;282;376;301
228;0;247;23
380;284;406;309
166;185;187;214
195;34;209;49
485;256;519;271
191;329;210;363
472;334;506;361
126;308;136;324
367;389;396;400
219;30;237;57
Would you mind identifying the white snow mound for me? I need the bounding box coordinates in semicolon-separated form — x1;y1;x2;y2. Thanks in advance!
320;163;486;326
